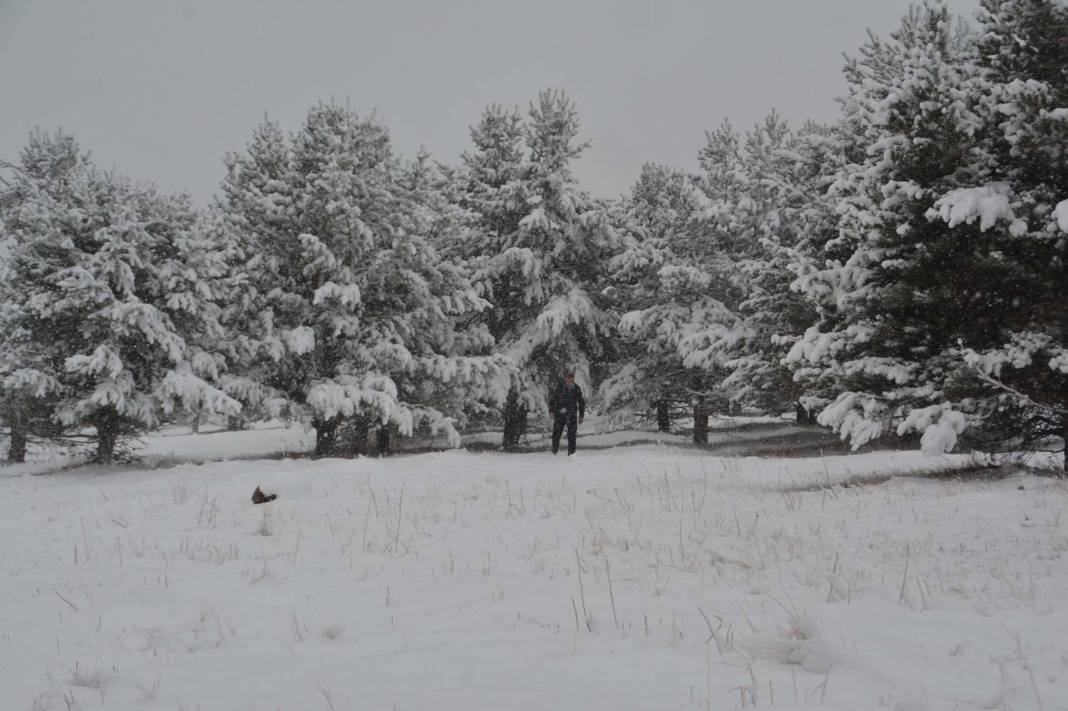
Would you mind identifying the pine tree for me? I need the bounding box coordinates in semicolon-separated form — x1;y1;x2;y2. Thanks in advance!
458;92;620;449
787;3;984;452
0;282;62;462
219;104;503;457
599;163;704;433
675;121;760;441
719;118;840;421
956;0;1068;466
0;130;240;462
684;116;783;426
786;0;1067;467
603;119;752;445
605;116;832;443
211;117;297;427
0;131;78;461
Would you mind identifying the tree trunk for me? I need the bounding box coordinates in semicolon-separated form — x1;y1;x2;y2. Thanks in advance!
7;423;27;463
313;416;340;458
95;409;120;464
502;389;527;451
1062;409;1067;475
656;400;671;433
796;400;819;425
339;416;371;457
191;406;201;434
376;426;391;456
693;402;709;445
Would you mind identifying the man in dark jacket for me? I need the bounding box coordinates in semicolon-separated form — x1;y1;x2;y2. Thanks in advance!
549;369;585;455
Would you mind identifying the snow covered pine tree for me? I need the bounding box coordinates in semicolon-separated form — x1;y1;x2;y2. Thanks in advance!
710;116;839;422
787;1;1067;467
605;122;762;444
217;104;505;457
599;163;706;436
0;131;71;461
0;130;240;462
456;93;620;450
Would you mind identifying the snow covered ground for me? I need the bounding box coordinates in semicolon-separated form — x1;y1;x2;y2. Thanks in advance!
0;415;827;475
0;433;1065;710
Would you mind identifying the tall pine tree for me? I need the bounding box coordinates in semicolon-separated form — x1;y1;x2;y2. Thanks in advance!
0;130;240;462
599;163;705;434
787;0;1067;467
458;92;620;449
218;104;504;456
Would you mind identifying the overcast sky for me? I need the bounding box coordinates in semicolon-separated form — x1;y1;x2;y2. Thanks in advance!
0;0;980;204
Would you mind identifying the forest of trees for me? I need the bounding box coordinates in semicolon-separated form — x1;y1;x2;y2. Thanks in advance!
1;0;1065;468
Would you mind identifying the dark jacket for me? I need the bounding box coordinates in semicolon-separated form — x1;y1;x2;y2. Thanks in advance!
549;381;585;420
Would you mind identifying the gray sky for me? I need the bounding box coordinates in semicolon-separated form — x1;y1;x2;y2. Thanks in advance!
0;0;980;204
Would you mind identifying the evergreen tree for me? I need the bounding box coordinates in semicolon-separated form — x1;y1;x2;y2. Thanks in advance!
720;118;841;421
603;121;747;445
681;115;785;426
0;270;62;462
0;131;78;461
788;3;985;451
787;0;1067;467
0;130;240;462
599;163;704;434
956;0;1068;465
211;117;297;427
219;104;503;457
458;92;620;449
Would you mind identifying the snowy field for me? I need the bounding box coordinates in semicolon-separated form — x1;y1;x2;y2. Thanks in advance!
0;432;1066;710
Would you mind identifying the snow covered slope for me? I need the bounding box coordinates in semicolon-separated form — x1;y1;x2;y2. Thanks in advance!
1;445;1064;710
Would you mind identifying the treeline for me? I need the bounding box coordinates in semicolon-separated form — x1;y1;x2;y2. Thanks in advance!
1;0;1065;468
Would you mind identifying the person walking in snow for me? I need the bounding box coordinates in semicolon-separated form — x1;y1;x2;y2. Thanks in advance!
549;368;585;455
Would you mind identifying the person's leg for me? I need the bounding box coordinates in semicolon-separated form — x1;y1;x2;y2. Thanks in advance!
567;414;578;455
551;416;564;454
